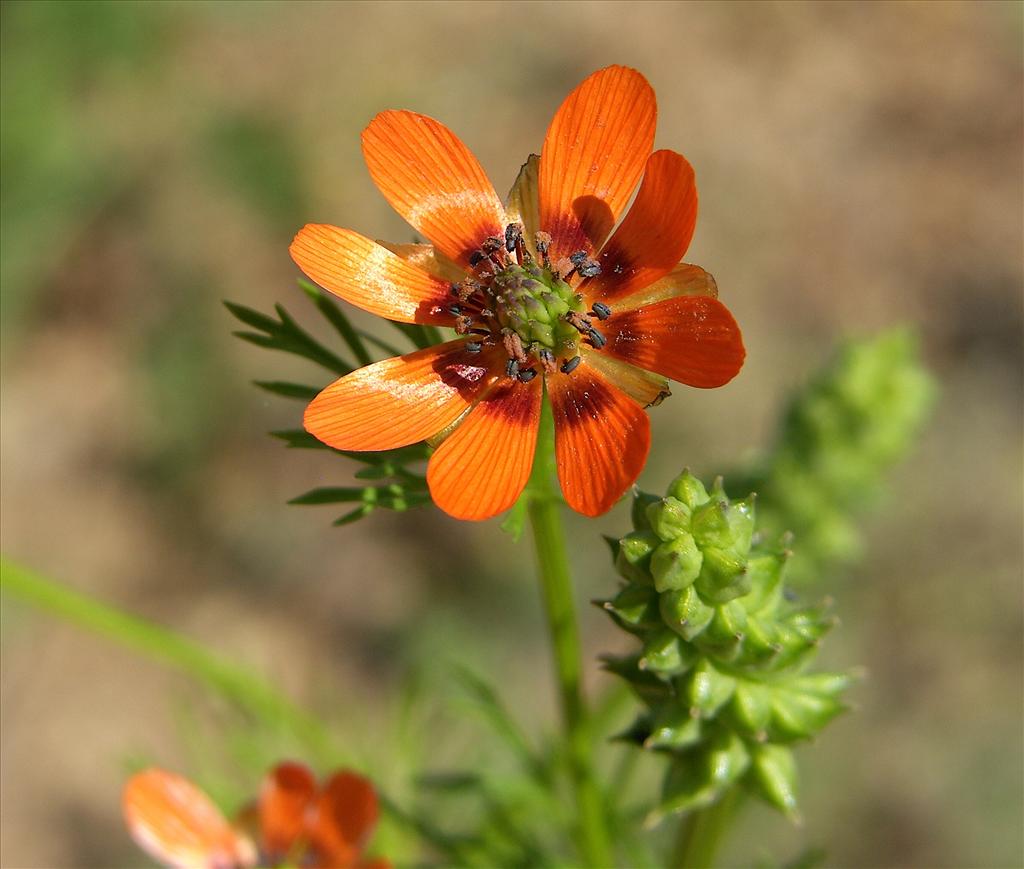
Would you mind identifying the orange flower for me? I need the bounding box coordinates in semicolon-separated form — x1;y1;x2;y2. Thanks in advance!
123;764;388;869
291;66;745;520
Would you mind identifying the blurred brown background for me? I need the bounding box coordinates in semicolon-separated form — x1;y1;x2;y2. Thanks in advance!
1;1;1021;867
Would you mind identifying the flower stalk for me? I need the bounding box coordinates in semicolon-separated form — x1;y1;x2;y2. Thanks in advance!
670;787;742;869
527;396;613;867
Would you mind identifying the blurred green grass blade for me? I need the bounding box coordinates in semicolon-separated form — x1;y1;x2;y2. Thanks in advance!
253;380;320;400
356;329;404;359
455;667;552;789
378;794;483;867
390;321;435;351
298;280;373;367
271;429;329;449
0;557;335;759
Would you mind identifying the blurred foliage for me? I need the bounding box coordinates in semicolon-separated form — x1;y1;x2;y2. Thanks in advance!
0;0;171;333
729;330;937;584
204;112;307;235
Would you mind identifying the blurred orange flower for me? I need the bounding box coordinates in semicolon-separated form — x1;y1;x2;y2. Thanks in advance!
123;764;388;869
291;65;745;520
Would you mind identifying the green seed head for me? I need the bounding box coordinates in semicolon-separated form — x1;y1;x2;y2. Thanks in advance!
493;264;585;354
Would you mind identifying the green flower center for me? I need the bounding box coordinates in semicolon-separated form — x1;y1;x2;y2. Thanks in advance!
491;263;585;356
450;225;610;381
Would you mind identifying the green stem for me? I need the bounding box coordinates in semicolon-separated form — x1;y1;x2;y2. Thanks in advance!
670;788;742;869
526;398;613;868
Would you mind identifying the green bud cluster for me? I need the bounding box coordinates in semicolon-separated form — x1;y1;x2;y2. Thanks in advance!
733;329;936;584
492;264;584;355
601;472;853;823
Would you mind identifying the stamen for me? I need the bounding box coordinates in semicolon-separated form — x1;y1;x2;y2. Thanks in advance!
565;249;601;280
455;315;474;334
517;367;538;383
564;311;592;333
560;355;582;374
469;251;485;267
538;348;557;373
587;328;607;349
504;223;522;253
448;304;463;316
535;231;552;268
552;257;573;280
502;330;528;364
481;235;508;270
453;279;483;303
506;358;520;378
465;341;482;353
591;302;612;320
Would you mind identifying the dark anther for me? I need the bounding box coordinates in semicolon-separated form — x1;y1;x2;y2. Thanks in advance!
560;355;582;374
587;328;607;349
591;302;612;320
538;348;557;373
482;235;504;254
469;251;484;267
565;249;601;279
448;304;463;316
455;315;474;334
504;223;522;252
506;358;520;378
450;282;461;296
517;367;538;383
465;341;482;353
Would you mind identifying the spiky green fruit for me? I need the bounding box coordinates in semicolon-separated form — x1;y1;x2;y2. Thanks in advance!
599;473;853;822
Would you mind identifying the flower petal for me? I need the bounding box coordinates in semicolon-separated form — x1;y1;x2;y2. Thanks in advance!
506;154;541;256
376;241;466;284
362;111;506;267
258;762;317;860
616;263;719;309
427;376;542;521
290;224;454;325
123;769;256;869
580;346;670;409
308;771;380;866
601;296;745;388
305;340;501;451
538;66;657;260
584;150;697;304
549;366;651;517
